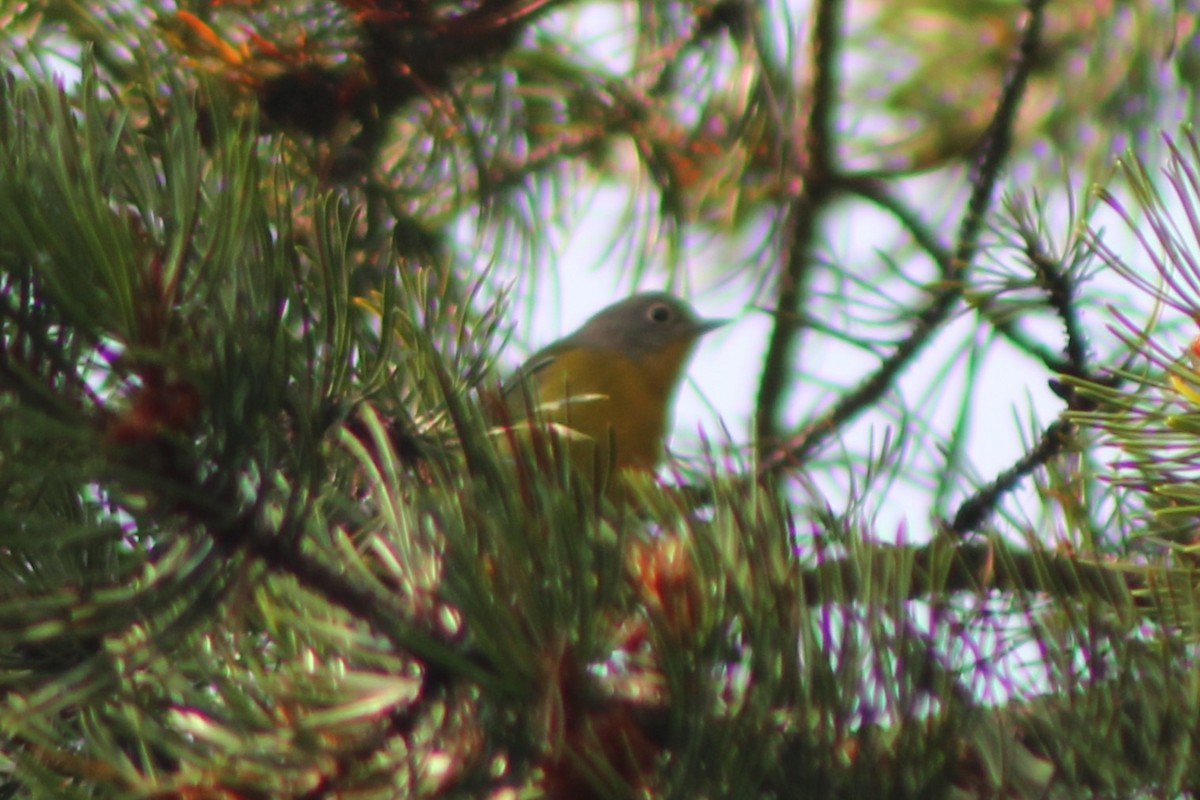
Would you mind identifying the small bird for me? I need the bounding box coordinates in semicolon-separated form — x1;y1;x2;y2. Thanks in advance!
503;292;725;483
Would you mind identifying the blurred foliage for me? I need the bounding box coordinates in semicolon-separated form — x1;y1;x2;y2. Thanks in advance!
3;0;1200;798
858;0;1197;175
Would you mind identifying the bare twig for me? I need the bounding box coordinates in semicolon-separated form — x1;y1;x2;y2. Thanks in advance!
841;173;954;275
761;0;1049;473
754;0;844;453
946;418;1074;537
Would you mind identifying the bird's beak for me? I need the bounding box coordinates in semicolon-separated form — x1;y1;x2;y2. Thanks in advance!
696;317;729;336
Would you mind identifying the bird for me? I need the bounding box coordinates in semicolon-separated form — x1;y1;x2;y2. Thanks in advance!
501;292;725;485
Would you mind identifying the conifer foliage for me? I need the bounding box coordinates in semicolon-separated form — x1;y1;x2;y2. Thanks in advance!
4;1;1200;798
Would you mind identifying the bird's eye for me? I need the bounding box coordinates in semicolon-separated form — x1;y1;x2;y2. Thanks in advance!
648;303;673;323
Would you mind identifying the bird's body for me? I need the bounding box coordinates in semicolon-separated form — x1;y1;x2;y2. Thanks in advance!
503;292;723;481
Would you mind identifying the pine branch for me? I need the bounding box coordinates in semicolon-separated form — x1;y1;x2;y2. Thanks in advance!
761;0;1050;474
946;419;1075;537
753;0;843;453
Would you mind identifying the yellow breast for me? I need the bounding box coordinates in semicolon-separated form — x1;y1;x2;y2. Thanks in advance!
508;338;696;477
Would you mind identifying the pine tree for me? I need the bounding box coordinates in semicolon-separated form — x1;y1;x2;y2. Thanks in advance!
3;1;1200;797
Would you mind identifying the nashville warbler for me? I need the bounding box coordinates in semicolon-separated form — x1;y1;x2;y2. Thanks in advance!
502;292;725;483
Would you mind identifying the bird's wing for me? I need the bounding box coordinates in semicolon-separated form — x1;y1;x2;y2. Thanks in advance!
502;349;557;395
499;346;561;419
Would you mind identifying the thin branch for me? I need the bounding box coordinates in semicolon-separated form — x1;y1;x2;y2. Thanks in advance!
976;302;1065;368
761;0;1049;473
953;0;1049;271
206;503;497;683
127;435;502;694
753;0;844;454
840;172;954;276
1023;232;1090;377
800;536;1148;609
946;418;1074;537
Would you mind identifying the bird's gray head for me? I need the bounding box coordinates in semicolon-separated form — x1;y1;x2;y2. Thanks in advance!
567;292;725;358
